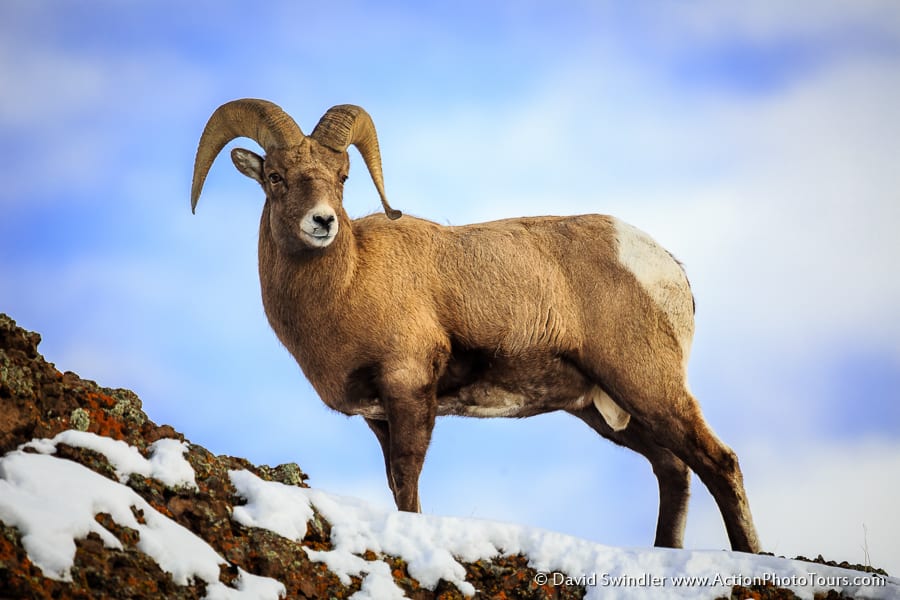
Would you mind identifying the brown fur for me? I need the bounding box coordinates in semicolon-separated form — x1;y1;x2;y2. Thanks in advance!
200;114;761;554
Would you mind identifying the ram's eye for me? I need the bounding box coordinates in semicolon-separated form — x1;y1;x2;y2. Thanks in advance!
268;172;283;184
340;174;348;184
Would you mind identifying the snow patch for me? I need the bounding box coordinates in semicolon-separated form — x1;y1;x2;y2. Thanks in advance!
0;432;284;599
230;469;314;540
23;429;198;489
206;567;288;600
230;468;900;600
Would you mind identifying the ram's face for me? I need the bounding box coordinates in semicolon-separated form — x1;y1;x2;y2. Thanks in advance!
231;138;350;252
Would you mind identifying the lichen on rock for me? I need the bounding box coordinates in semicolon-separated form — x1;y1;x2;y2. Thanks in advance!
70;408;90;431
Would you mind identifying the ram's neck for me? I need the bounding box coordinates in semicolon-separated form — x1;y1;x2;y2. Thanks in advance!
257;205;358;345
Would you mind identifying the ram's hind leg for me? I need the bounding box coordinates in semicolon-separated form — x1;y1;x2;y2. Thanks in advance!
656;387;760;553
568;407;690;548
579;332;759;551
598;369;761;553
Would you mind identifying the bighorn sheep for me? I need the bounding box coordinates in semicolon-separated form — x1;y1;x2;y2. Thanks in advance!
190;98;761;553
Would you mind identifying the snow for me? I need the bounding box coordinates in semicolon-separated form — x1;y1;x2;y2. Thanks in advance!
1;429;897;600
230;468;900;600
23;429;198;489
230;469;314;540
0;431;284;599
206;568;289;600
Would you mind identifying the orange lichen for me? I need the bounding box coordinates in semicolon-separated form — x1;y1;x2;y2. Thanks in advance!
86;408;127;440
0;528;53;599
84;390;117;410
0;532;28;569
56;391;129;440
362;549;378;561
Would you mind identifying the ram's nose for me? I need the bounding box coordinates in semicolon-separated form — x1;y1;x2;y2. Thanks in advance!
312;214;336;231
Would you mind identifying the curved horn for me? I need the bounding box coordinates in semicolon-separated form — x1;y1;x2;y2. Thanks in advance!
191;99;304;213
311;105;402;220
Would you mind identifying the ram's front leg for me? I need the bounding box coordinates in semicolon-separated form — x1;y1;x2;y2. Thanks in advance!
380;360;438;513
365;418;396;498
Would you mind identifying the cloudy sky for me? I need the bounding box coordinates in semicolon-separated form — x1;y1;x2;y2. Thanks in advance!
2;0;898;574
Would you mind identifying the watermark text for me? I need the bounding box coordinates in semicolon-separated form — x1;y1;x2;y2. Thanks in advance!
532;570;887;589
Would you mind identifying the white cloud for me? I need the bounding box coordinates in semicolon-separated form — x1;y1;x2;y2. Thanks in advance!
688;63;900;351
632;0;900;50
0;25;215;207
0;41;106;127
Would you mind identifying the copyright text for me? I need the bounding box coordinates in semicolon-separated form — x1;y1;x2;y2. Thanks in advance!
532;571;887;589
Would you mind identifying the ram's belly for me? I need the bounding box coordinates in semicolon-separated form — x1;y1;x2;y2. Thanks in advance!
437;388;530;417
436;385;587;418
350;383;630;432
343;348;632;431
435;351;595;418
348;377;588;420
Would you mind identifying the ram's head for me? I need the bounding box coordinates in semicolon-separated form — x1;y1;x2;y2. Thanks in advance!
191;99;401;251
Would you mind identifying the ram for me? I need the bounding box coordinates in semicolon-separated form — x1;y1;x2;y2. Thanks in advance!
190;99;760;553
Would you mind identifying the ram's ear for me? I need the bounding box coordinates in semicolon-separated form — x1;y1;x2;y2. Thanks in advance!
230;148;265;184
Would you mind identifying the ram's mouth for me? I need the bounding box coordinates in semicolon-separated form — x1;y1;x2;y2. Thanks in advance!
300;229;336;248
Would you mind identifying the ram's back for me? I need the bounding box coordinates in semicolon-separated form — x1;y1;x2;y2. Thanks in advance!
352;212;692;361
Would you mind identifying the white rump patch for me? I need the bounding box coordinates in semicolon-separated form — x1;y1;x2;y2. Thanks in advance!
589;387;630;431
613;219;688;309
613;218;694;354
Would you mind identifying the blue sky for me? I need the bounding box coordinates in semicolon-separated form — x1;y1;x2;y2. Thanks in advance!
2;0;899;573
